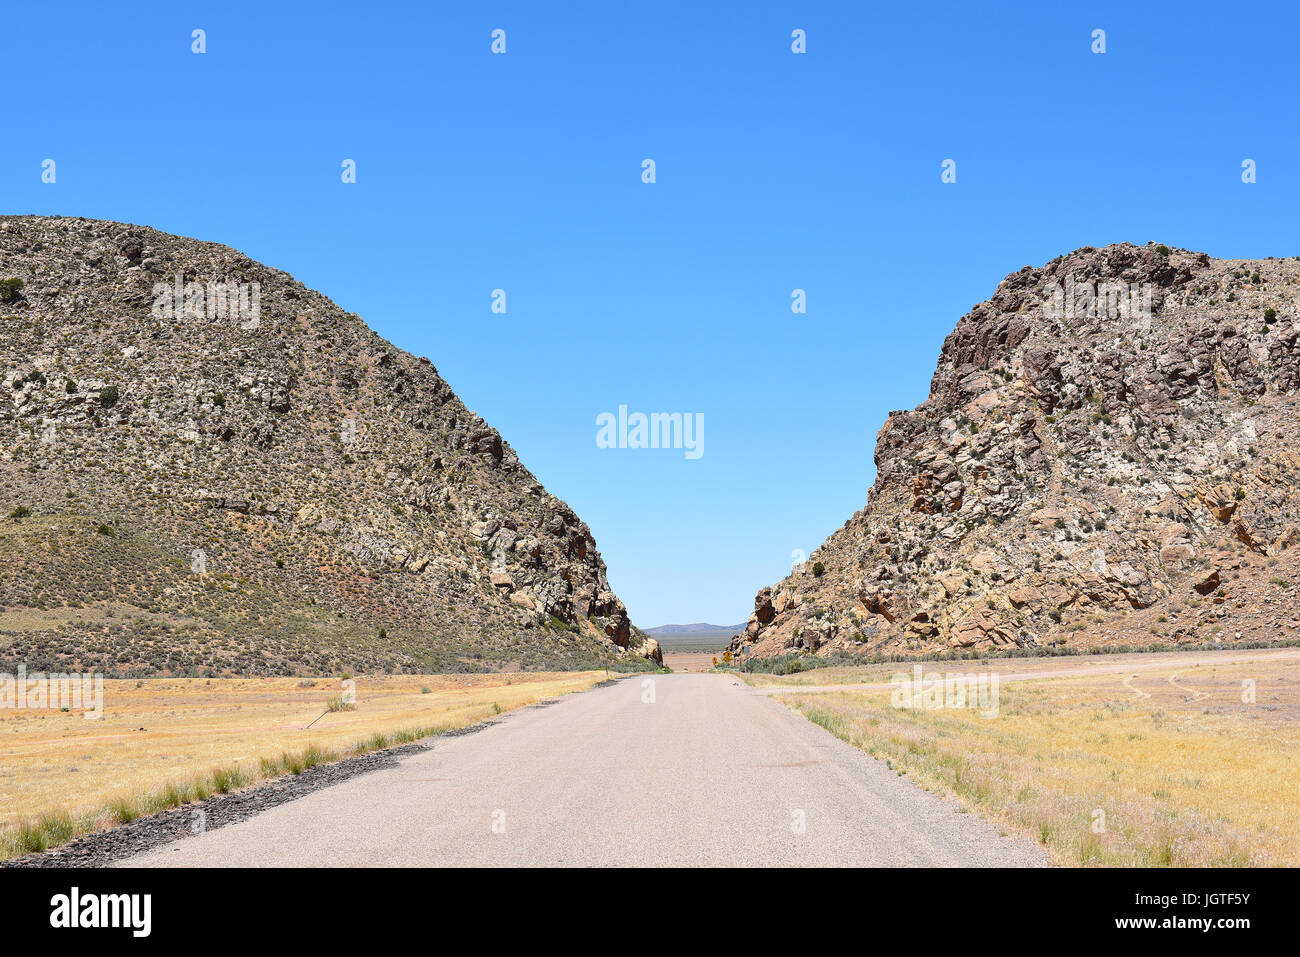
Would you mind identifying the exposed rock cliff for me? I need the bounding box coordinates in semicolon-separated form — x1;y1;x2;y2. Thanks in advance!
733;243;1300;659
0;216;660;675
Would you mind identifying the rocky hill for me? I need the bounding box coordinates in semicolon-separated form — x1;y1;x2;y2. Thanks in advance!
731;242;1300;660
0;215;660;676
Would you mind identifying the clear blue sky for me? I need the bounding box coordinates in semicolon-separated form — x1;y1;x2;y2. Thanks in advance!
6;1;1297;626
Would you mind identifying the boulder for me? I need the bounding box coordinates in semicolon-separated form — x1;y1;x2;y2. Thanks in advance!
1193;570;1221;596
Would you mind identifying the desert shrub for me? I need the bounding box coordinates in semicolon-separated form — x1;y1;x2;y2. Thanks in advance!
210;765;250;794
106;797;139;824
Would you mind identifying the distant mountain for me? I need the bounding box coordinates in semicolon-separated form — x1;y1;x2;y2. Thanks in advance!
645;623;745;636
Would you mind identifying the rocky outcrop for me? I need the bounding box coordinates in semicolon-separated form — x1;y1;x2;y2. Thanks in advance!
731;243;1300;660
0;216;655;675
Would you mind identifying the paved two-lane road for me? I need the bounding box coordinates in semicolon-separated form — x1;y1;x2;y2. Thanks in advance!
123;674;1047;867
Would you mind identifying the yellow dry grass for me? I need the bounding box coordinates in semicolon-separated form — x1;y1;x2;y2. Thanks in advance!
755;652;1300;866
0;670;609;855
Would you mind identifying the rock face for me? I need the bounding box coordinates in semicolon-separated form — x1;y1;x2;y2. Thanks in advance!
0;216;660;675
731;242;1300;660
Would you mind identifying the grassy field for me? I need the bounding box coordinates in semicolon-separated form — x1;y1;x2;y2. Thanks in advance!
746;649;1300;866
0;670;609;858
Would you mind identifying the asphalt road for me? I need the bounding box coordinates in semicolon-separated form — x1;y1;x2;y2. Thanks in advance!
122;674;1048;867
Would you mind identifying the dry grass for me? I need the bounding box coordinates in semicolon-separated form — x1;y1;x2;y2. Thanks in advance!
757;651;1300;866
0;670;609;858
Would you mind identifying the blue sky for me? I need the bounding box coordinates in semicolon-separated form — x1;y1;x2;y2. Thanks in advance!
5;1;1298;626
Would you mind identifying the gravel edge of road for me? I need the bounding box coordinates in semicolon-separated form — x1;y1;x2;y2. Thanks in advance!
3;678;622;868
